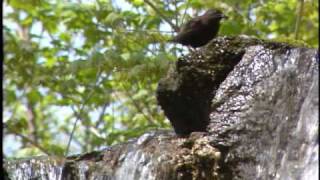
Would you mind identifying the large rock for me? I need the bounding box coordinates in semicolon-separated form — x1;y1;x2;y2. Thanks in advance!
5;36;318;180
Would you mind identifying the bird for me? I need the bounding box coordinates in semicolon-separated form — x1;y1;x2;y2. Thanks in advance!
170;9;227;48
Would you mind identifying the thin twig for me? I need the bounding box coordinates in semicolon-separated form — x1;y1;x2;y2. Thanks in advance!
174;0;178;27
62;127;83;147
125;29;173;33
143;0;180;32
65;94;94;156
181;0;190;26
97;24;174;34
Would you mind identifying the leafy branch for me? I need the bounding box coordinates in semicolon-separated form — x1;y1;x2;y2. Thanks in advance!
144;0;180;32
64;68;104;156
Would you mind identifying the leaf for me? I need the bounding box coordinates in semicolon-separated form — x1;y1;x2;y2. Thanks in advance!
105;12;122;25
132;0;143;6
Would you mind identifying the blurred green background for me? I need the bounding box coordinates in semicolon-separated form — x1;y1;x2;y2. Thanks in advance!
3;0;318;157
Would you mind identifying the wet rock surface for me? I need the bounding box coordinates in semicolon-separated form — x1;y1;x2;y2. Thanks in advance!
207;39;318;179
4;36;318;180
4;130;221;180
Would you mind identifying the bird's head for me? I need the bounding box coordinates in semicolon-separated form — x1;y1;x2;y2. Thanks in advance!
203;9;228;20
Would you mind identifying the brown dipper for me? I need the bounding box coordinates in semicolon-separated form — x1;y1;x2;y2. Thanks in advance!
171;9;227;48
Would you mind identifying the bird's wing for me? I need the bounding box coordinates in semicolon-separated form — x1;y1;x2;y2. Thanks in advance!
180;17;202;33
170;17;202;43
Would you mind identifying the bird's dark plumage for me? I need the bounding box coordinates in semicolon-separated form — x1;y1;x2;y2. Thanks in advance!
171;9;227;48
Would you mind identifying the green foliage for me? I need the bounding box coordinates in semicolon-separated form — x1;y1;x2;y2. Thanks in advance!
3;0;318;157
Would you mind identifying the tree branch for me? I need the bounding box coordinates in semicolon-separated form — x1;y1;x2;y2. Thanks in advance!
26;101;38;144
294;0;304;40
95;103;109;129
8;130;51;155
